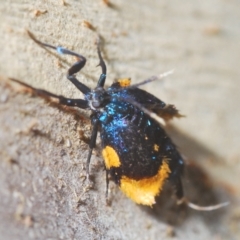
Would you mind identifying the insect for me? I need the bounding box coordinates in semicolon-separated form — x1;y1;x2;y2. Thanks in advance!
10;32;228;210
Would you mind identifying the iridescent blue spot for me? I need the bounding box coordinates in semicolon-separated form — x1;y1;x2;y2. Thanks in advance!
57;47;65;54
99;113;108;123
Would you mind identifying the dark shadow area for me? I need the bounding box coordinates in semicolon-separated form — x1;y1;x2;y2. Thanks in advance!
142;160;229;227
165;124;224;164
139;124;229;226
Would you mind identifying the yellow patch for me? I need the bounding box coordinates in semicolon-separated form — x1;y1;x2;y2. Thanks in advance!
120;159;171;206
102;146;121;169
117;78;131;87
153;144;160;152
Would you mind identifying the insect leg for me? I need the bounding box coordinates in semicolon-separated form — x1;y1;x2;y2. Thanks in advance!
27;31;90;95
105;170;110;201
53;46;91;95
96;37;107;87
9;77;88;109
86;118;99;180
172;176;184;200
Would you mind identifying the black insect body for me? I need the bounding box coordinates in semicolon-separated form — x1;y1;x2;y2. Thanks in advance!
11;34;228;210
96;82;185;205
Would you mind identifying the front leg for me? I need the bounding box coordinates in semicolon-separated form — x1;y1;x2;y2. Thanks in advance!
27;30;90;95
9;77;89;109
